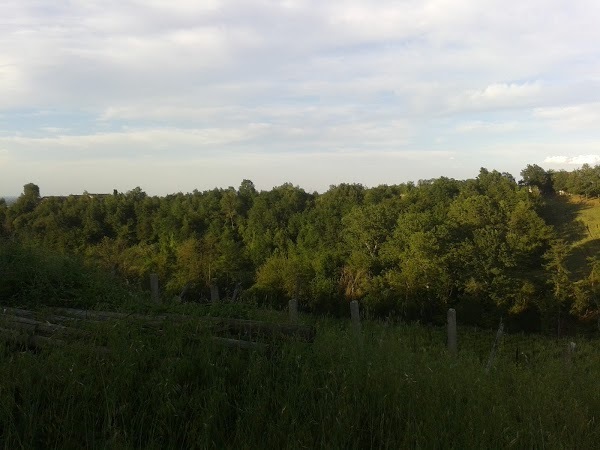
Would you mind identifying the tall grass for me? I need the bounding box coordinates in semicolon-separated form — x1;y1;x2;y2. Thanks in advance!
1;314;598;448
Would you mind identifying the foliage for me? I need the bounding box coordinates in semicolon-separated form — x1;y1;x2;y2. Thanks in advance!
520;164;553;195
0;238;144;309
6;164;600;328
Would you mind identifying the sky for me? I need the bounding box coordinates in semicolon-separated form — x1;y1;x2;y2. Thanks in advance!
1;0;600;196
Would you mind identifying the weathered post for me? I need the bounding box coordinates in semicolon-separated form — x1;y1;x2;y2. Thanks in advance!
565;341;576;366
289;298;298;324
486;319;504;373
447;308;457;355
350;300;361;335
210;280;220;303
150;273;160;304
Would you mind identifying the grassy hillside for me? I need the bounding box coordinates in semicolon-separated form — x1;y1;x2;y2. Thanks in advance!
542;194;600;278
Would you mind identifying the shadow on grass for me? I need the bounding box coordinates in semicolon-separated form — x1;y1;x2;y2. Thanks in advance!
566;238;600;278
540;195;588;243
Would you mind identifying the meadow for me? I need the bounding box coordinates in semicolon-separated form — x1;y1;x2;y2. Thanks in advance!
544;194;600;278
1;300;599;449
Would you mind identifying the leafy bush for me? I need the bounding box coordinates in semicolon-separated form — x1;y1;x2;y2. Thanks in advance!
0;239;142;309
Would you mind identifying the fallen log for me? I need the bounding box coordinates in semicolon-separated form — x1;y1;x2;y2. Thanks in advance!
1;306;317;350
46;307;316;342
0;315;89;339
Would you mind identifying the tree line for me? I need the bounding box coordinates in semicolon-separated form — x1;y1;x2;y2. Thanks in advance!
521;162;600;197
2;165;599;331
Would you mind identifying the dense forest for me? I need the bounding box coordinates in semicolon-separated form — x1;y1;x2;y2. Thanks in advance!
2;164;600;331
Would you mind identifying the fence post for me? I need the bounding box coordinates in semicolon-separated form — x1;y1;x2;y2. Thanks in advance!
350;300;361;336
150;273;160;304
486;319;504;373
565;341;576;366
210;280;220;303
289;298;298;324
447;308;457;354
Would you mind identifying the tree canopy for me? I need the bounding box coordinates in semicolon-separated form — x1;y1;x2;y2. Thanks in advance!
4;164;600;330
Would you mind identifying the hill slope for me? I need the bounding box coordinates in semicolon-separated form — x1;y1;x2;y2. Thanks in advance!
542;194;600;278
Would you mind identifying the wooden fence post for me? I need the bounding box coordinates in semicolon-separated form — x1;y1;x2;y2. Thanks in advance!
289;298;298;324
150;273;160;304
350;300;361;336
447;308;457;354
565;341;576;366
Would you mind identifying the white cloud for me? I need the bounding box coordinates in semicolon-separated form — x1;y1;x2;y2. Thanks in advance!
0;117;415;163
0;61;24;93
0;126;272;158
534;103;600;131
40;127;70;133
130;0;220;14
448;82;544;113
2;0;600;193
0;149;9;165
544;155;600;165
455;121;519;133
2;0;597;113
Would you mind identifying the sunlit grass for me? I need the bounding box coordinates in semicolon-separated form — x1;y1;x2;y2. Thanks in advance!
543;195;600;278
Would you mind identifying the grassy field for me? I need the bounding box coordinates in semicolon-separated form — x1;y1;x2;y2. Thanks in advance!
567;196;600;276
1;304;599;449
542;194;600;278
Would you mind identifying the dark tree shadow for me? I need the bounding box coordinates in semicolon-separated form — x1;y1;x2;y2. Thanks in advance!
566;238;600;279
540;195;588;243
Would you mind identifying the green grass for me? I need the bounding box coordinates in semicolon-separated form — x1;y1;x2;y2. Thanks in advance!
567;196;600;276
1;310;599;449
543;195;600;278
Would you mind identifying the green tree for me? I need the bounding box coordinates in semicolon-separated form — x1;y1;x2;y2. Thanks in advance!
543;239;572;335
571;256;600;327
520;164;553;195
220;188;240;229
12;183;41;215
0;198;7;236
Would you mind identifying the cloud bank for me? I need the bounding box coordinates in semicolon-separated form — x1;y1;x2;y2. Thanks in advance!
1;0;600;194
545;155;600;165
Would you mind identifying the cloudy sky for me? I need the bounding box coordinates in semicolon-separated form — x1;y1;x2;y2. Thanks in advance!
1;0;600;196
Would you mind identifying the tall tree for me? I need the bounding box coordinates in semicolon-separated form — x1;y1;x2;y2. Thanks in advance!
520;164;553;195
